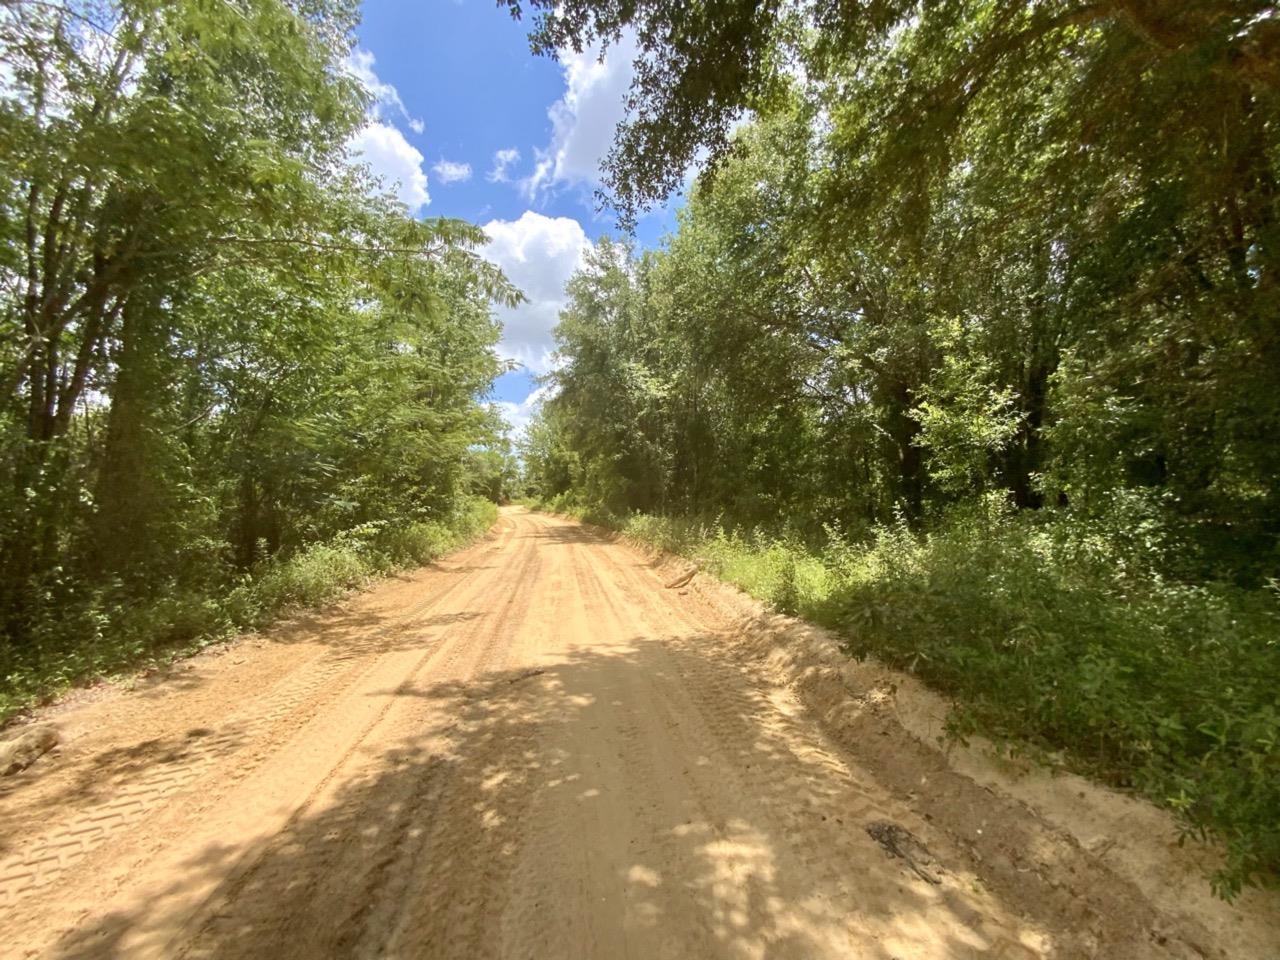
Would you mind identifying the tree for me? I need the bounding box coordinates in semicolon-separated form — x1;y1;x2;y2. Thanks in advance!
0;1;520;660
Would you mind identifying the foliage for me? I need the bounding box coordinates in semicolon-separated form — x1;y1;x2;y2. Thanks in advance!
0;4;514;716
505;0;1280;232
911;319;1024;495
0;498;496;723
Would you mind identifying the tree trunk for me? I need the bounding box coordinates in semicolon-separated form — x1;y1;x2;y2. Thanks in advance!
94;295;163;578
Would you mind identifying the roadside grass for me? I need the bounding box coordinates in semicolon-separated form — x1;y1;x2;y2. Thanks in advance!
0;498;497;725
538;493;1280;898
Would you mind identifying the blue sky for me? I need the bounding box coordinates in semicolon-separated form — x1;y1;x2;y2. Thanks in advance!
349;1;676;437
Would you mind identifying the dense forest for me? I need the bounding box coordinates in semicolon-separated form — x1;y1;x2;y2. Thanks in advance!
514;2;1280;894
0;2;516;715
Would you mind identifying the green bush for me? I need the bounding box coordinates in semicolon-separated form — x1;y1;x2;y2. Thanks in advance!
253;543;370;612
376;522;454;566
835;506;1279;898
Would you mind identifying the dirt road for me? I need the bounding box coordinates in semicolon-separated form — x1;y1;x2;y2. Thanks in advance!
0;509;1270;958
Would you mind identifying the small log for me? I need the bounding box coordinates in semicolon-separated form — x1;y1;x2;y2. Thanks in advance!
664;567;698;590
0;726;60;776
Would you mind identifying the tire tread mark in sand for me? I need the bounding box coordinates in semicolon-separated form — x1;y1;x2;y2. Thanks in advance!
396;519;637;960
497;531;674;959
173;523;545;960
501;674;682;959
573;534;1038;957
651;642;890;889
589;529;1048;957
579;547;875;848
365;527;546;960
504;534;882;958
540;527;931;911
593;532;923;839
586;530;900;839
558;518;731;637
0;555;486;911
587;533;718;636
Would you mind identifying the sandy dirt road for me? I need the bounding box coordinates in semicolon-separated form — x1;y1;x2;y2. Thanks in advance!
0;509;1266;959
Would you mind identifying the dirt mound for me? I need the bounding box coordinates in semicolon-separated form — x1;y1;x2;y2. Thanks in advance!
0;726;59;776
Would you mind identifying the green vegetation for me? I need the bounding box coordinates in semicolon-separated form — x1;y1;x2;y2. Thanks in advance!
1;5;513;719
2;0;1275;903
513;0;1280;895
0;498;496;722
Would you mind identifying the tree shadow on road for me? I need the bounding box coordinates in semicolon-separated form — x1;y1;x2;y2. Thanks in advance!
47;634;1058;960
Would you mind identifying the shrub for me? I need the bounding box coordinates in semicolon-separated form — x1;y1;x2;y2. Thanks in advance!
834;506;1280;897
252;543;371;612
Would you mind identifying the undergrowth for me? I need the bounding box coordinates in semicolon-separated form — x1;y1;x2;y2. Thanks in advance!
538;492;1280;899
0;498;497;724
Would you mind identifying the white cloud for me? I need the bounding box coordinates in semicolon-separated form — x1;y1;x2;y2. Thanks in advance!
432;158;472;184
345;48;423;132
487;147;521;183
342;48;430;212
493;383;555;440
481;211;591;375
523;34;637;200
349;122;430;211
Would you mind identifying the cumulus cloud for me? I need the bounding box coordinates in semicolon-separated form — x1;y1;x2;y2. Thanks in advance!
487;147;521;183
493;383;555;440
523;34;637;200
345;48;423;131
349;122;430;211
432;159;472;184
481;211;591;374
343;48;430;213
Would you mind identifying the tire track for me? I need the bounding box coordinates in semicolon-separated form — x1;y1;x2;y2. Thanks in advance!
167;515;547;960
0;531;497;915
2;509;1224;960
518;515;1042;958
